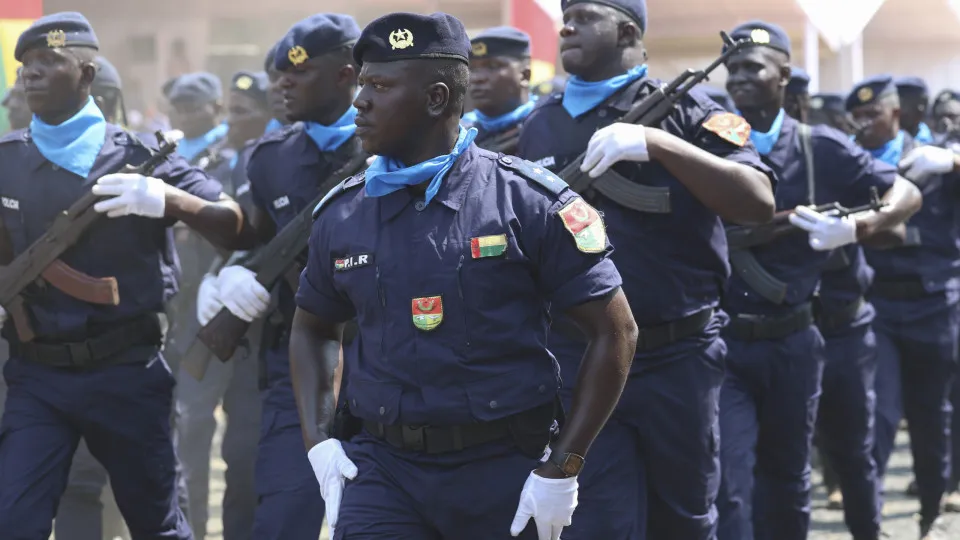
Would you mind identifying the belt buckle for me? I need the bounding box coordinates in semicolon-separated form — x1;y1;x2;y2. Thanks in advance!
401;424;426;452
67;342;92;366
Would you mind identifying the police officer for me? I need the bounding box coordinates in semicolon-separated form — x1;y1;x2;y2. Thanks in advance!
896;76;934;144
292;11;638;540
784;66;810;122
166;72;231;168
719;23;921;540
519;2;777;538
202;14;368;538
467;26;533;153
0;12;253;539
932;89;960;137
2;75;30;132
176;70;268;540
808;92;855;134
847;74;960;537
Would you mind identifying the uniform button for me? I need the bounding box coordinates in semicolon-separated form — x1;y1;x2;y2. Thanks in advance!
500;156;513;165
538;385;546;393
414;200;426;211
489;400;498;409
379;406;386;415
51;164;60;171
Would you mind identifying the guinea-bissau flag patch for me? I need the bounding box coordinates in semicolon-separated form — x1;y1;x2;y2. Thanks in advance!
470;234;507;259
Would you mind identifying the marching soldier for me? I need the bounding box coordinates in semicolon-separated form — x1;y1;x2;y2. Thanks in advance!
896;76;935;144
784;66;809;122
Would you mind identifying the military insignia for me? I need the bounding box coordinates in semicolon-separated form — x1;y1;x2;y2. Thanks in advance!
333;253;374;272
288;45;309;66
46;29;67;48
412;296;443;331
470;234;507;259
858;87;873;103
750;28;770;44
558;198;606;253
809;97;824;110
702;112;752;147
389;29;414;50
472;41;488;57
235;75;253;90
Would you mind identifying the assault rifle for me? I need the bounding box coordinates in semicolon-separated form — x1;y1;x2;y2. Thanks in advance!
0;131;181;341
726;187;887;250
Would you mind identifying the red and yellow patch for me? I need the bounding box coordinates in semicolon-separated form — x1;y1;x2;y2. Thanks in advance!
411;296;443;331
558;198;606;253
703;112;751;147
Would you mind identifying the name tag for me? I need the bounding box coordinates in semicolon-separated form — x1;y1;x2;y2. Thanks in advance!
334;253;374;272
533;156;556;169
1;197;19;210
273;196;290;210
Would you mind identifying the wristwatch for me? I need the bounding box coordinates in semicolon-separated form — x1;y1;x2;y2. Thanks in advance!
548;450;586;477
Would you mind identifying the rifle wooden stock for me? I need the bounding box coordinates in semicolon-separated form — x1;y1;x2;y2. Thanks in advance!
0;131;178;341
42;260;119;305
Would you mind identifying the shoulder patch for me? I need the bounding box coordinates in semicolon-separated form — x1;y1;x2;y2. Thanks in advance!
312;171;366;219
558;197;607;253
497;155;567;196
702;112;751;147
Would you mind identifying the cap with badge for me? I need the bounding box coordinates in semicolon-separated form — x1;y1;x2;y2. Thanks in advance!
809;93;845;114
93;56;122;91
354;12;471;67
560;0;647;33
895;76;929;97
264;41;280;72
787;66;810;95
15;11;99;61
274;13;361;72
230;71;269;107
726;20;792;57
935;89;960;107
846;74;897;111
470;26;530;60
167;72;223;104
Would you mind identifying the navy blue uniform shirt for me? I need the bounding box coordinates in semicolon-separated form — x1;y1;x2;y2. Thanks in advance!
296;145;622;426
725;116;896;316
0;124;223;343
817;244;876;335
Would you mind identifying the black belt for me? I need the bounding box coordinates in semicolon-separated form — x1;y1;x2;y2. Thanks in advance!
726;303;814;342
363;401;554;455
16;314;163;369
816;296;865;334
870;279;928;300
554;307;713;352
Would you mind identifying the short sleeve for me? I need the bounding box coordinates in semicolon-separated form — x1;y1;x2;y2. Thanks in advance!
246;148;270;214
295;215;356;322
535;191;622;311
826;136;897;208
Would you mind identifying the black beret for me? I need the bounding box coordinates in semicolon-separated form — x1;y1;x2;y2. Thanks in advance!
561;0;647;33
230;71;269;107
470;26;530;59
275;14;361;72
809;93;845;114
167;72;223;104
15;11;99;62
787;66;810;95
727;20;791;58
935;89;960;107
93;56;121;90
354;12;470;67
846;74;897;111
895;76;928;96
264;41;279;72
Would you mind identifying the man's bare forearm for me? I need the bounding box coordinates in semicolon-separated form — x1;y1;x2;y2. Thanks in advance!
164;189;259;250
855;176;922;240
289;308;342;451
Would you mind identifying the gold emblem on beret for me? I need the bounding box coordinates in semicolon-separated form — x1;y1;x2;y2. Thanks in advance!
46;29;67;48
939;92;952;103
750;28;770;44
809;97;823;109
472;41;488;57
288;45;309;66
389;29;414;51
235;75;253;90
858;87;874;103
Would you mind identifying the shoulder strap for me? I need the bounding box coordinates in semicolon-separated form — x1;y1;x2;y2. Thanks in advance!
798;123;816;205
312;171;366;219
497;155;568;197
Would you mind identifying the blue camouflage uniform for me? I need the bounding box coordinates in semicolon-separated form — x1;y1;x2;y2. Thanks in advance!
296;12;623;539
0;13;226;539
851;76;960;527
244;14;367;538
518;4;773;538
715;22;897;540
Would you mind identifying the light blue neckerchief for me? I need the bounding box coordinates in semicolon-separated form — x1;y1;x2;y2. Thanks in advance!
915;122;934;145
304;106;358;152
473;100;536;133
461;110;479;127
562;64;648;119
743;108;785;156
869;130;905;166
30;96;107;179
264;118;283;134
177;123;229;163
365;126;478;205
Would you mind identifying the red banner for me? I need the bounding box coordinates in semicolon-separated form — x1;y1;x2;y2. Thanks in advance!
509;0;559;83
0;0;41;19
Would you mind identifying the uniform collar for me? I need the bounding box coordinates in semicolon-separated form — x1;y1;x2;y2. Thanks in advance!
607;77;650;113
377;143;479;222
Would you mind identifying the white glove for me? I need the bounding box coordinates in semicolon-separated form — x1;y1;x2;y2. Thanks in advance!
307;439;358;538
196;273;223;326
92;173;167;218
0;305;6;328
580;123;650;179
215;266;270;322
899;145;956;181
510;472;579;540
788;206;858;251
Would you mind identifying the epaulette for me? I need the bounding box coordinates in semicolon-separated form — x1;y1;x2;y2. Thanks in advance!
496;155;567;197
258;122;302;146
0;128;26;145
312;171;366;219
